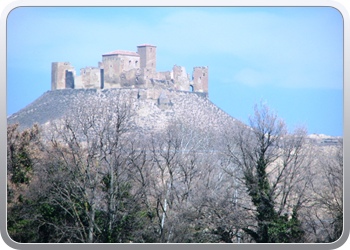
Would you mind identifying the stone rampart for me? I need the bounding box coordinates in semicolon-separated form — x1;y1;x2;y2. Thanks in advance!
51;44;209;101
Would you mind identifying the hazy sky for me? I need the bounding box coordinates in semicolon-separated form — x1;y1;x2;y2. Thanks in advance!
7;7;343;136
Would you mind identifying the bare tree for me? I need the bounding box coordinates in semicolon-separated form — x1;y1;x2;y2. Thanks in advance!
147;118;217;242
37;91;136;243
306;139;343;242
222;101;312;243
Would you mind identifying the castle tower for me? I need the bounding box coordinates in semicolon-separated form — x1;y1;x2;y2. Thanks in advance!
137;44;157;71
101;50;141;86
192;66;209;93
51;62;76;90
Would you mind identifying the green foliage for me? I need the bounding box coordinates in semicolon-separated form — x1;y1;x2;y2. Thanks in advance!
261;210;305;243
244;194;305;243
7;196;39;243
11;152;32;184
7;217;38;243
241;102;305;243
7;124;40;186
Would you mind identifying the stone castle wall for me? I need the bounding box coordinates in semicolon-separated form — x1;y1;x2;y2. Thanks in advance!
51;62;76;90
51;44;209;100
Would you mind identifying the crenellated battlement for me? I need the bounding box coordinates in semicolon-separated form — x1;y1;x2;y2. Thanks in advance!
51;44;209;99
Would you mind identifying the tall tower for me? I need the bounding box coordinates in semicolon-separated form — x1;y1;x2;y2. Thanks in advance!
137;44;157;71
51;62;76;90
192;66;209;93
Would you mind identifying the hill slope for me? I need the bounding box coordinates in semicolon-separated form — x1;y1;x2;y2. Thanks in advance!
7;88;240;133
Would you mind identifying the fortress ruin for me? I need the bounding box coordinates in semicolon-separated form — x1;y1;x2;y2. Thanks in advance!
51;44;209;101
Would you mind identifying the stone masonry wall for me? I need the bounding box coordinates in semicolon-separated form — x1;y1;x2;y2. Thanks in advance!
51;62;76;90
51;45;209;100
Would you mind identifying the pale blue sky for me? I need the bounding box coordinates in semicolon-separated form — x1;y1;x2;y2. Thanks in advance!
7;7;343;136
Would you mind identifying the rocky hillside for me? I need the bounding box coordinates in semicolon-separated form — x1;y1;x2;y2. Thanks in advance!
307;133;342;146
7;88;241;134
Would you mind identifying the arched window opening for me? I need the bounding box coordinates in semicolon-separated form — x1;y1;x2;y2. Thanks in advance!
190;85;194;92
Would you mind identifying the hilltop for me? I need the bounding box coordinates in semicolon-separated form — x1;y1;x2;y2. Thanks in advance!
7;88;240;134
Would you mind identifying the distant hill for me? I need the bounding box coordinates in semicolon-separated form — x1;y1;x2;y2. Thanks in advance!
307;133;342;146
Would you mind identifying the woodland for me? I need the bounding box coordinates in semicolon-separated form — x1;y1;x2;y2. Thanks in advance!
7;93;343;243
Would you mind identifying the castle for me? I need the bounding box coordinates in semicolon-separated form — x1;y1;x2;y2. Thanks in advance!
51;44;209;100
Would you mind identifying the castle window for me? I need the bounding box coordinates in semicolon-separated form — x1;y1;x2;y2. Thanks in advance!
83;70;86;75
190;85;194;92
129;60;131;66
135;61;138;67
110;64;113;68
65;70;74;89
203;73;205;76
